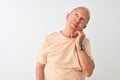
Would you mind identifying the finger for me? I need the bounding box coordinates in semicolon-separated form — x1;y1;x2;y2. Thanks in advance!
73;31;78;37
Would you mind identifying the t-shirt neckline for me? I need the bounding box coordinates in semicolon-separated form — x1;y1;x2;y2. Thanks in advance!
58;31;75;40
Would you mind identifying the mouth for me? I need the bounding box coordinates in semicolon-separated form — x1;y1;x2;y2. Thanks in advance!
71;22;78;28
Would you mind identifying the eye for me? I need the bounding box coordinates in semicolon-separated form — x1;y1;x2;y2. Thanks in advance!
80;17;84;20
80;17;86;24
74;13;79;17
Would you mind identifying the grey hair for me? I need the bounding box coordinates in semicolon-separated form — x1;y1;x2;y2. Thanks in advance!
71;6;90;24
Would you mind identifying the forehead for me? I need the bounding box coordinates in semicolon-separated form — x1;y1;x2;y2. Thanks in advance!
72;8;89;18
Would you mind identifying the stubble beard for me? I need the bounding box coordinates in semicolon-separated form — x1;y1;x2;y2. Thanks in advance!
69;23;78;31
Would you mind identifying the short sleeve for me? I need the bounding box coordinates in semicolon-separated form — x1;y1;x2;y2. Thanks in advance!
83;38;94;61
37;38;48;64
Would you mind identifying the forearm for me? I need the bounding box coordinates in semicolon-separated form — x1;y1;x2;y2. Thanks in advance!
36;63;45;80
76;46;95;77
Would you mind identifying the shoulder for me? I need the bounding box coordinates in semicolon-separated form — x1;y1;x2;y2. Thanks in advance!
46;32;59;37
45;31;59;38
43;31;60;42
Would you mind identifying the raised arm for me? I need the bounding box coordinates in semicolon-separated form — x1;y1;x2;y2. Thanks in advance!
75;31;95;77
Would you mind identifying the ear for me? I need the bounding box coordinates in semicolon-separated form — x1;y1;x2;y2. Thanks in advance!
66;13;70;20
83;26;86;29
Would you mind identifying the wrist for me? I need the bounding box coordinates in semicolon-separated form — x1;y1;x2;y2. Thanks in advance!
80;44;85;51
76;44;85;51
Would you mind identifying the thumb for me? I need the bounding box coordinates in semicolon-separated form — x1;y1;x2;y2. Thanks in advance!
73;31;79;37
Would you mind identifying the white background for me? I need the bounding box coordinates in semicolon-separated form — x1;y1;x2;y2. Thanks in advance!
0;0;120;80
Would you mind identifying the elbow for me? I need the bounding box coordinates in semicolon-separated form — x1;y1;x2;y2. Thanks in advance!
83;68;92;77
83;64;95;77
85;71;92;77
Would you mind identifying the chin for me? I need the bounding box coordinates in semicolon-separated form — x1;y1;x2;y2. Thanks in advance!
70;26;77;31
70;24;77;29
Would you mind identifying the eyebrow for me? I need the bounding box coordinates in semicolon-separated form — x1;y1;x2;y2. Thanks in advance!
74;12;86;19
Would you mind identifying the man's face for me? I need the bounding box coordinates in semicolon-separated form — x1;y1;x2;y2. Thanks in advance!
66;9;89;31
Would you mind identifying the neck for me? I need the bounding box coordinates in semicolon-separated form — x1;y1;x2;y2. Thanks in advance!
61;27;75;38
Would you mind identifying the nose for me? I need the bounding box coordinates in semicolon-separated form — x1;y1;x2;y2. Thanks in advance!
75;17;80;23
